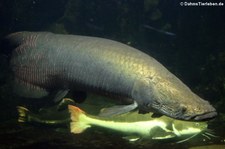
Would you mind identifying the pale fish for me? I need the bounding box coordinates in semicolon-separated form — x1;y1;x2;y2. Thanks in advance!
69;105;212;142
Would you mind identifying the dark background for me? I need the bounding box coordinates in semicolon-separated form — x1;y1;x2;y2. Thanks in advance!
0;0;224;148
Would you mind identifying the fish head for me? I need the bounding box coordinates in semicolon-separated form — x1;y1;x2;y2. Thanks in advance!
172;120;208;136
152;75;217;121
150;91;217;121
133;75;217;121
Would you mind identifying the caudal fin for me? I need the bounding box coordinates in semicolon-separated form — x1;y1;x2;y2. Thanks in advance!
17;106;30;123
68;105;91;134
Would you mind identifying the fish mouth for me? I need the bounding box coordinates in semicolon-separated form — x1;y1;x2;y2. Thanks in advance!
192;111;217;121
181;111;218;121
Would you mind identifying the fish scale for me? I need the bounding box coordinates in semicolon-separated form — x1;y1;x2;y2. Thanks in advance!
10;32;149;95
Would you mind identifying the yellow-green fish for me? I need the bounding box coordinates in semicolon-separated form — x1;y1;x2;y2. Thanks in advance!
17;97;216;142
69;105;211;142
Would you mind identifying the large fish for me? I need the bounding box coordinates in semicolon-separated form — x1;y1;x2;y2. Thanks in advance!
7;31;216;120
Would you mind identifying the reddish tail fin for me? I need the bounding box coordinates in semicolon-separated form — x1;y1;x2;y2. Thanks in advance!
68;105;91;134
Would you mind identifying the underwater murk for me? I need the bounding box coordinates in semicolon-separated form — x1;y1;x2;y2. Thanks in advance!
0;0;225;149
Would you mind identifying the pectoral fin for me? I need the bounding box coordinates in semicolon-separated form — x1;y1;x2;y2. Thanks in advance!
54;90;69;103
98;101;138;117
151;127;176;140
